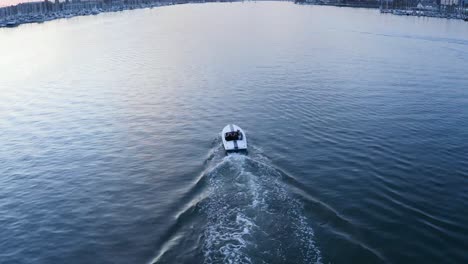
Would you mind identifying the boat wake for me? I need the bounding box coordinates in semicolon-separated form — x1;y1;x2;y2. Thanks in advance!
202;151;322;264
153;142;322;264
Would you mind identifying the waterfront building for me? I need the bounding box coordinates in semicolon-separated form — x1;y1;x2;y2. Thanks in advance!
54;0;61;12
440;0;458;5
16;2;44;15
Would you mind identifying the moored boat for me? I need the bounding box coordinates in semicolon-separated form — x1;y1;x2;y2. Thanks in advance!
5;20;18;27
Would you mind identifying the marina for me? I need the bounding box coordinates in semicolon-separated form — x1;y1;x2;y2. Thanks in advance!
380;7;468;20
0;0;230;28
2;0;468;28
295;0;468;21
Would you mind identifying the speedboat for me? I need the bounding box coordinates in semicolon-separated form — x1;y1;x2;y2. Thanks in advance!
221;124;247;153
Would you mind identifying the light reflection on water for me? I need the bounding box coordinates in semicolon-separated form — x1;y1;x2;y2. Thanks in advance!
1;2;468;264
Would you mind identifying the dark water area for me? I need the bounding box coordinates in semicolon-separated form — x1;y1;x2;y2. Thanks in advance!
1;2;468;263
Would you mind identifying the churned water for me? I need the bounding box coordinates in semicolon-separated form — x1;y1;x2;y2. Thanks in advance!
1;2;467;263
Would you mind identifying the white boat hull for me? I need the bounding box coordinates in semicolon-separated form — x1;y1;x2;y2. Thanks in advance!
221;124;247;152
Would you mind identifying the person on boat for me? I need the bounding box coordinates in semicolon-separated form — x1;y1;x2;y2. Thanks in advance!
237;130;242;140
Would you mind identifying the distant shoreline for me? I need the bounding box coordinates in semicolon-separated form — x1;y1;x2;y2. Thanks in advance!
1;0;467;28
295;1;468;21
0;0;241;28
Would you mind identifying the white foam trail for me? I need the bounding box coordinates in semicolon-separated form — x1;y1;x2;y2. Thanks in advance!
201;151;322;264
202;155;254;264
